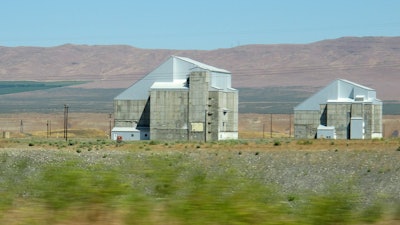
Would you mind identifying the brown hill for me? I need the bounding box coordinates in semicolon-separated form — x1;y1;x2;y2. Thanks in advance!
0;36;399;100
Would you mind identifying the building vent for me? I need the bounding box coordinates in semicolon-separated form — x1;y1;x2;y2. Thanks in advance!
355;95;365;102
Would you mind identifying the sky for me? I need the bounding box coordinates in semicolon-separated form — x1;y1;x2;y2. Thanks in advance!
1;0;399;50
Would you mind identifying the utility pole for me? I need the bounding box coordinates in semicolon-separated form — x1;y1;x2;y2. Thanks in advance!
289;114;292;138
46;120;52;138
263;123;265;139
270;114;273;138
109;113;112;139
64;104;69;141
20;120;23;133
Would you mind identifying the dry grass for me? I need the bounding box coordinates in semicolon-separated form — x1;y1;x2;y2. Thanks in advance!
0;112;399;141
0;113;400;225
1;137;400;225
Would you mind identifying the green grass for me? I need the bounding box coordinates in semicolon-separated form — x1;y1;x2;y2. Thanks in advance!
0;81;87;95
0;147;398;224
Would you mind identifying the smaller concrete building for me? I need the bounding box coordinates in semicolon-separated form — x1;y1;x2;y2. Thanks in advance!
294;79;382;139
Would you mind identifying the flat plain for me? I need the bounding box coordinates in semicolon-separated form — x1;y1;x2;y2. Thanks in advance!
1;137;400;224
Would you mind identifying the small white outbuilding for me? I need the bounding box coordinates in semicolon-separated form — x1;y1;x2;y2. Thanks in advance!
111;127;147;141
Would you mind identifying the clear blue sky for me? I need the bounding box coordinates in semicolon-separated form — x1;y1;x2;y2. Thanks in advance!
1;0;399;50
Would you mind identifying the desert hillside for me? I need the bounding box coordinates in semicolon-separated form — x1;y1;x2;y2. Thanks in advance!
1;36;399;101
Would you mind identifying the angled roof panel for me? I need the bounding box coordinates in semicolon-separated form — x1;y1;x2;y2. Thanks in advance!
294;79;381;111
115;57;174;100
115;56;233;100
174;56;230;74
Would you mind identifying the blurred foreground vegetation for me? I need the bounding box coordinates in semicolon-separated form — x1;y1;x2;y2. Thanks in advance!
1;138;400;224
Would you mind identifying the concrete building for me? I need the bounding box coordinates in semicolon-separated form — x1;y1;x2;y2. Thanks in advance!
294;79;382;139
112;56;238;141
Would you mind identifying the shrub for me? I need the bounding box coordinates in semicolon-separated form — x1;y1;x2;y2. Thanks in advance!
394;201;400;220
149;140;158;145
301;189;356;225
297;139;313;145
32;161;127;211
273;140;281;146
359;203;383;223
68;140;76;146
287;195;296;202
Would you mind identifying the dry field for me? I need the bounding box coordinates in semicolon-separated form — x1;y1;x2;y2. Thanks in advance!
1;113;400;224
1;113;399;140
1;136;400;224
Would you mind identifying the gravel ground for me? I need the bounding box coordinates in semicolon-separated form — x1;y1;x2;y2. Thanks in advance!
2;144;399;207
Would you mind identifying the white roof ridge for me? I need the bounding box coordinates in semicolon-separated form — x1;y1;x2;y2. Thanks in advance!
173;56;230;73
337;78;374;91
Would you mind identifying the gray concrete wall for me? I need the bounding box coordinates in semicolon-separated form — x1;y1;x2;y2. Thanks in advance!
188;71;210;142
114;99;149;128
327;103;351;139
114;70;238;142
350;103;382;139
363;104;373;139
294;110;320;138
207;91;219;141
363;103;383;139
210;91;239;140
372;104;382;137
351;103;364;118
295;102;382;140
150;89;188;140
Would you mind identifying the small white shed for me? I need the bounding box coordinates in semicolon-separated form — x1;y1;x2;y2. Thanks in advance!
317;125;336;139
111;127;141;141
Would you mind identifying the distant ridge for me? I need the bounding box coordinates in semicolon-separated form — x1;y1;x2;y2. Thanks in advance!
0;36;399;100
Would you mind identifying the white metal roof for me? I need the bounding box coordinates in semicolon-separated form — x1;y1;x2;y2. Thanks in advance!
327;98;356;103
111;127;139;132
317;125;335;130
114;56;232;100
294;79;381;111
339;79;374;91
150;79;188;89
174;56;230;74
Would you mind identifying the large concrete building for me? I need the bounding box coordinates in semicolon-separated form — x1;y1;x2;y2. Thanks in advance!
112;56;238;141
294;79;382;139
